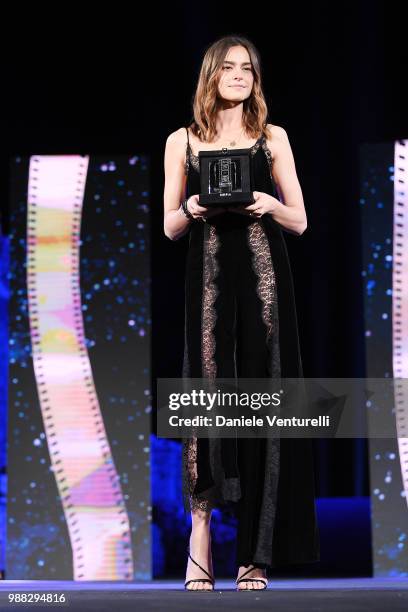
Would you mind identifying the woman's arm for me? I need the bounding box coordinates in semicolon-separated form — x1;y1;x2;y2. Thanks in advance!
229;125;307;236
163;129;226;241
267;125;307;235
163;129;193;241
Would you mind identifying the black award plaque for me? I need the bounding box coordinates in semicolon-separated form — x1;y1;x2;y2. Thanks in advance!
198;147;255;208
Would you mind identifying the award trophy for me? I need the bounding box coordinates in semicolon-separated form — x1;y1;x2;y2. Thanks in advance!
198;147;255;208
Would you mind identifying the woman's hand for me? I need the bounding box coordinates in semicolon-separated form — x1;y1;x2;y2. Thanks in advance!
186;195;227;221
228;191;278;218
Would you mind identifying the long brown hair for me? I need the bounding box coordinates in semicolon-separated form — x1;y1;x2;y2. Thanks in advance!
189;34;272;143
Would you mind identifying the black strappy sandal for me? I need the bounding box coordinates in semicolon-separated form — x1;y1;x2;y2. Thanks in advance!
236;565;268;591
184;546;215;591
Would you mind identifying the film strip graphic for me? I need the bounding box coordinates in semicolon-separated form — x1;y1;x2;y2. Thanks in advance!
27;156;134;580
393;140;408;509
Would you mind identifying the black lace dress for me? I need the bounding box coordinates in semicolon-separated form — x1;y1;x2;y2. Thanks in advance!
181;125;320;570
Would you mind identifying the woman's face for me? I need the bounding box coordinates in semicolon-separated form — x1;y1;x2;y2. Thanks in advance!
216;45;254;103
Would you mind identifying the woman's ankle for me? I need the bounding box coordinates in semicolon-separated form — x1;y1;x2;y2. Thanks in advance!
191;508;212;527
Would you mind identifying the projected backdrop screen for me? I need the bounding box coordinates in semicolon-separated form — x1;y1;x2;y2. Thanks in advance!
8;154;151;580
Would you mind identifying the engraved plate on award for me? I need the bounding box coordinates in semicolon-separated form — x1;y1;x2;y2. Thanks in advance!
198;147;255;207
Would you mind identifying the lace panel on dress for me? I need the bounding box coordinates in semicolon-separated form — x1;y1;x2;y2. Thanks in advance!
247;221;281;378
182;222;221;513
246;219;282;564
182;435;215;513
247;222;276;338
201;223;220;379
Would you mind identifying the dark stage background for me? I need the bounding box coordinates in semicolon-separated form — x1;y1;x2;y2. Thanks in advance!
1;0;407;577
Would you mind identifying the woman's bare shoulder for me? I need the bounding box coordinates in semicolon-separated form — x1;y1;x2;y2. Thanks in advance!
266;123;288;142
265;124;289;160
166;127;189;146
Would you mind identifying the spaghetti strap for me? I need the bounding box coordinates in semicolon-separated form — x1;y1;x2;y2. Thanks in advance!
184;127;190;176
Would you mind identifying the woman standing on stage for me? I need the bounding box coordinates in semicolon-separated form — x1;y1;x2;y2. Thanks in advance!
163;34;320;591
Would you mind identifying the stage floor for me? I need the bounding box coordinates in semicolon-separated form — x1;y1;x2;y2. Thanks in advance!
1;578;408;611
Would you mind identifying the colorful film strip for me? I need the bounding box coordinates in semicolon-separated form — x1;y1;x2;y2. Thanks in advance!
393;140;408;507
26;156;134;580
